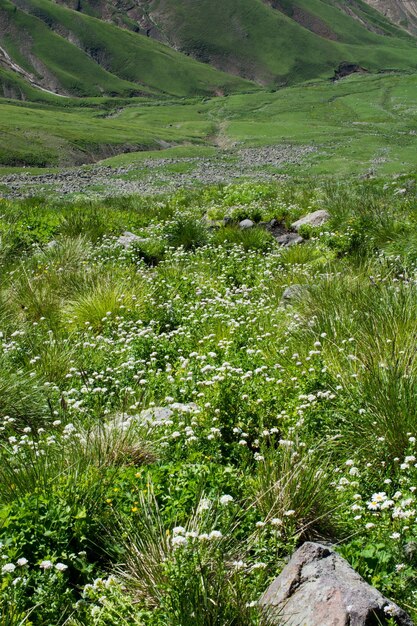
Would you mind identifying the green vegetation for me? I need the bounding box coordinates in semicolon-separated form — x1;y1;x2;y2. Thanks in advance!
1;2;417;622
0;0;251;98
1;178;417;623
56;0;417;85
1;72;417;174
3;0;417;101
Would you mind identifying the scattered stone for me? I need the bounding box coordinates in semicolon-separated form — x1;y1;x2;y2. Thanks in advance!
138;403;200;426
117;231;146;248
239;218;254;229
263;218;288;239
203;217;220;229
0;144;317;199
404;541;417;562
223;216;234;226
45;240;58;249
139;406;173;424
259;542;413;626
281;284;308;304
276;233;303;247
291;209;330;232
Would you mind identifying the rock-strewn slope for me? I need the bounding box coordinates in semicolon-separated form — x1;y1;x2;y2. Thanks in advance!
363;0;417;34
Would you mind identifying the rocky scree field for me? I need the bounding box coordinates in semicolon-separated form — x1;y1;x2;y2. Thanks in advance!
1;178;417;624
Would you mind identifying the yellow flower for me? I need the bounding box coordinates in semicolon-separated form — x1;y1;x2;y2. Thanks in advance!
131;507;138;513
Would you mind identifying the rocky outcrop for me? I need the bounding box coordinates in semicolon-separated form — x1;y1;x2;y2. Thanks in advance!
259;542;413;626
291;209;330;232
276;232;304;246
333;62;368;81
281;284;308;304
239;218;254;229
362;0;417;35
117;231;146;248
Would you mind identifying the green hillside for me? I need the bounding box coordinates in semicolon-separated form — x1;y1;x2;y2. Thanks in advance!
1;73;417;175
0;0;252;98
2;0;417;100
55;0;417;85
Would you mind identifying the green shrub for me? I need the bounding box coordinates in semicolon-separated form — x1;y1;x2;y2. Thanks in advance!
165;214;208;250
213;226;274;252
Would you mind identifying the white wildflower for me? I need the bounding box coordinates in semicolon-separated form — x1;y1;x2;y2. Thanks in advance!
2;563;16;573
55;562;68;572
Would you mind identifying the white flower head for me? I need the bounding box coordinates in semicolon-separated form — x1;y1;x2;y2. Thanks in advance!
55;562;68;572
384;604;397;617
198;498;211;511
219;495;234;506
208;530;222;540
2;563;16;573
172;536;187;548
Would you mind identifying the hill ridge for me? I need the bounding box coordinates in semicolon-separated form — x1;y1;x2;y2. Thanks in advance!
1;0;417;99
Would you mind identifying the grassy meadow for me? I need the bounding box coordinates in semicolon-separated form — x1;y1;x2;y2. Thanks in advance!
1;72;417;177
2;177;417;623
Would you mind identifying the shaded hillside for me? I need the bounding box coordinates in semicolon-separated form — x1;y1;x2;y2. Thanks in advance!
55;0;417;85
0;0;252;98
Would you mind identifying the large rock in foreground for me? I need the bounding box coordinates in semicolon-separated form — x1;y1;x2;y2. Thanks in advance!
259;542;413;626
291;210;330;232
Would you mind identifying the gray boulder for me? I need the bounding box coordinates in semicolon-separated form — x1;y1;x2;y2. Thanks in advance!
259;542;413;626
276;233;304;247
117;231;146;248
139;403;200;426
291;209;330;232
281;284;308;304
139;406;173;424
203;217;220;230
239;219;254;229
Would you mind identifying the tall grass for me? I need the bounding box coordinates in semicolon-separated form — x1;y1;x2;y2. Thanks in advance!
294;272;417;458
250;440;342;541
114;491;261;626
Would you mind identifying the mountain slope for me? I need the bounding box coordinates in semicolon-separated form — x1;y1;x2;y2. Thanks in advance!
2;0;417;100
362;0;417;35
0;0;253;98
54;0;417;85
